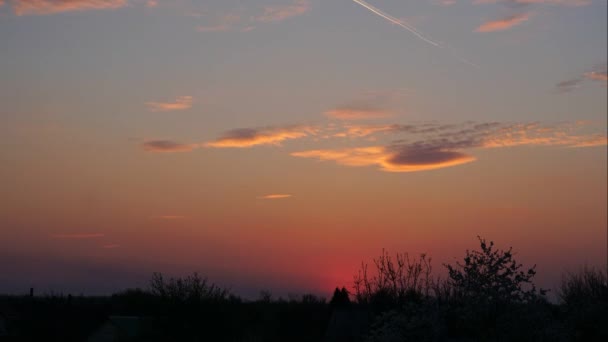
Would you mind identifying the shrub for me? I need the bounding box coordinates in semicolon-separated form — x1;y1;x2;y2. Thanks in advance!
353;249;433;309
445;236;545;305
559;267;608;341
444;236;547;339
149;272;230;303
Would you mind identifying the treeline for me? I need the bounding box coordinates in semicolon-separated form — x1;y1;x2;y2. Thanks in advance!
0;237;606;341
350;238;607;341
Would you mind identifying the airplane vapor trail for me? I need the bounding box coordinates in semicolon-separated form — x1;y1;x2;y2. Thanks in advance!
352;0;440;47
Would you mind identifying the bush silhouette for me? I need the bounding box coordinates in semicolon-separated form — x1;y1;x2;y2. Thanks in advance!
445;236;545;304
354;249;433;310
443;236;548;339
559;267;608;340
1;237;605;341
329;287;351;308
149;272;230;303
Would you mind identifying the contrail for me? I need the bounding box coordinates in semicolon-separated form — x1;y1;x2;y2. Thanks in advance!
351;0;480;68
352;0;440;47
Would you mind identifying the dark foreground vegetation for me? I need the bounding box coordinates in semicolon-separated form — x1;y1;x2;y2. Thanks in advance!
1;237;606;341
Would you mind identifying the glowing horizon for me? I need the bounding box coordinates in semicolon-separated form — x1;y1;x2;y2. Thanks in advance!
0;0;606;298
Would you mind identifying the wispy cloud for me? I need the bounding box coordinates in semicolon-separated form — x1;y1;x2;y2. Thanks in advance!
196;13;247;32
52;233;105;239
142;140;199;153
145;96;193;112
195;0;309;33
433;0;457;6
556;64;607;93
143;117;604;173
325;106;392;120
102;243;121;249
567;136;608;148
333;124;401;138
255;0;310;23
205;125;317;148
325;88;408;121
11;0;127;16
480;123;607;148
151;215;187;220
258;194;293;200
556;78;583;93
518;0;590;5
474;0;591;6
293;121;606;172
473;0;590;32
333;123;459;138
476;12;531;32
292;146;476;173
584;71;608;83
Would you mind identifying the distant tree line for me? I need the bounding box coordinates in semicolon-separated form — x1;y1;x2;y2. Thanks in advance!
0;236;606;341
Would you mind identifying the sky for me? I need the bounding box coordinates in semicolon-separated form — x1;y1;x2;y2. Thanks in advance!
0;0;606;298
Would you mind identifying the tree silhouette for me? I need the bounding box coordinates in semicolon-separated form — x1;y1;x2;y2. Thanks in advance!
329;287;351;308
353;250;433;308
445;236;545;304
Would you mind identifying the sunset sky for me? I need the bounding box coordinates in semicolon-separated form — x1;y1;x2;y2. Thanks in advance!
0;0;606;298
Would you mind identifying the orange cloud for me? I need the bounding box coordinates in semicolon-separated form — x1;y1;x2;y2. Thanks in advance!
12;0;127;16
145;96;193;112
255;0;310;23
52;233;105;239
205;125;317;148
145;121;604;172
142;140;199;153
151;215;187;220
292;146;476;173
325;107;392;120
473;0;590;6
476;12;531;32
478;122;607;149
334;124;400;138
556;65;607;92
102;243;120;249
292;121;605;172
567;136;608;148
258;194;293;200
511;0;590;5
584;71;608;82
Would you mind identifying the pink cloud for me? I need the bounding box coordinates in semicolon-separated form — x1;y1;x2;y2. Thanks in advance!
292;146;476;173
205;125;317;148
51;233;105;239
255;0;310;23
142;140;199;153
151;215;187;220
325;107;392;120
258;194;293;200
584;71;608;83
145;96;193;112
12;0;127;16
476;12;531;32
473;0;590;5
